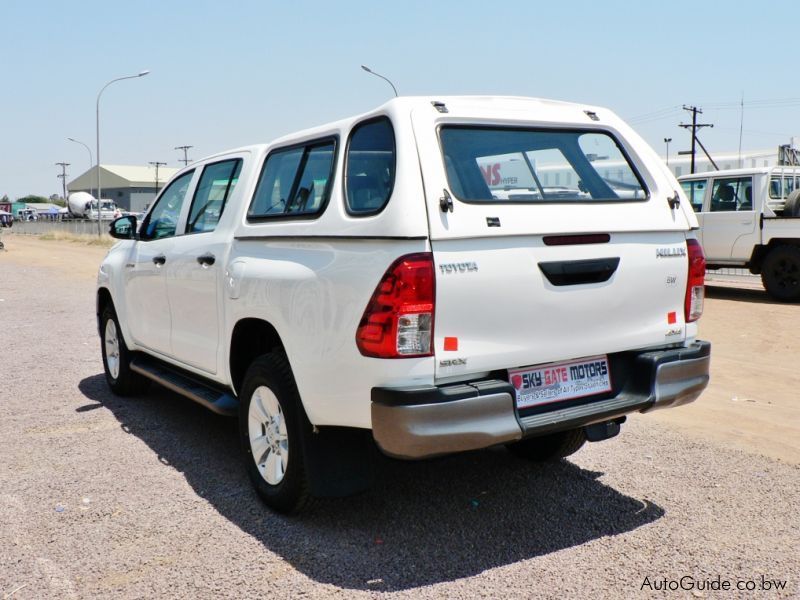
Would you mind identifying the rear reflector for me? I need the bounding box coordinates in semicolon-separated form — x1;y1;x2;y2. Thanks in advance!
356;253;435;358
685;239;705;322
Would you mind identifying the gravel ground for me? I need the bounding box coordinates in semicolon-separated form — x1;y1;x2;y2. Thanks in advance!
1;253;798;599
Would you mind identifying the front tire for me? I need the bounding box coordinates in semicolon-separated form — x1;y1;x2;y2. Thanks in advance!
100;305;148;396
506;428;586;461
238;353;312;514
761;245;800;302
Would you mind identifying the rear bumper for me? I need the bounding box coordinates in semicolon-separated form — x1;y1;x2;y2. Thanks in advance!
371;341;710;459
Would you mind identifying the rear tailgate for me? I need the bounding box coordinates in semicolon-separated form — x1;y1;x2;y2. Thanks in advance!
409;100;692;381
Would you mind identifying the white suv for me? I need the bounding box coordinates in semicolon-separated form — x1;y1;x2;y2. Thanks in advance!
98;96;710;512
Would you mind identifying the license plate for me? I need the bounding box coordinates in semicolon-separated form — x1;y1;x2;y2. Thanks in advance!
509;355;612;409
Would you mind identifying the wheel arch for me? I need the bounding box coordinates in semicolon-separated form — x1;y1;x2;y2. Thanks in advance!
748;239;800;274
96;287;114;336
229;318;287;397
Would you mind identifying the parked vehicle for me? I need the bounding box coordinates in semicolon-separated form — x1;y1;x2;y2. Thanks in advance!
678;166;800;301
98;96;711;512
67;192;118;220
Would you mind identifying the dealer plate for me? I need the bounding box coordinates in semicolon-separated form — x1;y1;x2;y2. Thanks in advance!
509;355;612;410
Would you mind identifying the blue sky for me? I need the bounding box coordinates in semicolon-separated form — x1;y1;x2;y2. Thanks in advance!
2;0;799;199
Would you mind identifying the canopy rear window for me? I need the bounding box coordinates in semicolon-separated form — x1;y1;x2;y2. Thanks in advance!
439;126;648;203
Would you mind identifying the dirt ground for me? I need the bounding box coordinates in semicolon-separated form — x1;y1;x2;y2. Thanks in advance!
3;232;798;464
1;232;797;598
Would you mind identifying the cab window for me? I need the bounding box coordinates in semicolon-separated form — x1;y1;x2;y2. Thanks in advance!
680;179;707;212
710;177;753;212
141;170;194;240
186;159;242;234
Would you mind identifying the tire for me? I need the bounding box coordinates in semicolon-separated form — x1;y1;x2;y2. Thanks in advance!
760;245;800;302
100;304;149;396
783;189;800;217
506;428;586;461
238;353;312;514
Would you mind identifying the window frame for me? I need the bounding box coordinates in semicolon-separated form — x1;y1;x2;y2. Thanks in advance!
343;115;397;217
139;169;196;241
184;158;243;235
247;136;339;222
436;124;650;205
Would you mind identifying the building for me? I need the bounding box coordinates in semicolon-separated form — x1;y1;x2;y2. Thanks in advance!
67;164;179;213
661;149;780;178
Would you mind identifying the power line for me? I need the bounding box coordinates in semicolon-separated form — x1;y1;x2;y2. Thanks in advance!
149;161;167;193
55;162;70;202
174;145;193;166
678;106;717;174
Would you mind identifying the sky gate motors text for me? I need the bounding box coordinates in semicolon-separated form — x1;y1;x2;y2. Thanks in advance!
519;360;609;389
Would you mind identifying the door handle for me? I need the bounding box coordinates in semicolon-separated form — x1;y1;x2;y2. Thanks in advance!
197;252;216;267
153;254;166;266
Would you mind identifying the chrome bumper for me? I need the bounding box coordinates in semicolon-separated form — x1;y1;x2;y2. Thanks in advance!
371;341;710;459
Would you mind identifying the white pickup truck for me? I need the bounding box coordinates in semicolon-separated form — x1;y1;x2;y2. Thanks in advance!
678;166;800;301
98;96;710;513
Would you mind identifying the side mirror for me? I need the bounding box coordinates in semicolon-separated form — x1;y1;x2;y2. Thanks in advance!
109;215;138;240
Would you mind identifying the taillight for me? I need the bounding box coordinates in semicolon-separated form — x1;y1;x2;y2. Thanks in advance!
356;253;435;358
685;239;705;322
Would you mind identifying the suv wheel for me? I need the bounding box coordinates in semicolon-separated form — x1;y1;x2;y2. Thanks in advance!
100;304;148;396
239;353;312;514
761;245;800;302
506;428;586;461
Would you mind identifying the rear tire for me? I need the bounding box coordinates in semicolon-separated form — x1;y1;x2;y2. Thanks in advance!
100;305;149;396
506;428;586;461
238;353;313;514
761;245;800;302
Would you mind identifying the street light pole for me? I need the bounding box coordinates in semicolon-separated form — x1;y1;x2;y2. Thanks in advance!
664;137;672;166
96;70;150;235
67;137;94;199
360;65;398;97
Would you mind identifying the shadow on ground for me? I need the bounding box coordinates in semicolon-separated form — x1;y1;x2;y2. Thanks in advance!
79;374;663;591
705;284;783;305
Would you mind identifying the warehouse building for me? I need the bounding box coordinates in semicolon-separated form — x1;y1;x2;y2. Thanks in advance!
67;164;179;213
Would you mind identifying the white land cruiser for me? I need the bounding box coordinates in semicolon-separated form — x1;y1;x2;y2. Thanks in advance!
98;96;710;513
678;166;800;301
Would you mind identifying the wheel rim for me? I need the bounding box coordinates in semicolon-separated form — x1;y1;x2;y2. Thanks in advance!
104;319;120;380
248;386;289;485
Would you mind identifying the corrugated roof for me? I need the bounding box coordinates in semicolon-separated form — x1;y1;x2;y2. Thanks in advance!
102;164;180;184
68;164;180;190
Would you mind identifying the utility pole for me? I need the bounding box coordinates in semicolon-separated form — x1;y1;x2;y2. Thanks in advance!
679;105;714;174
175;145;193;166
55;162;70;203
149;161;167;193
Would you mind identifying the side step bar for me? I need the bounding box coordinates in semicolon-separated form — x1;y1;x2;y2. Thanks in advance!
130;355;238;416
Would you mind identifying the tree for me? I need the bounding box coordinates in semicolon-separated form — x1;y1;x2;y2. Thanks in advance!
16;195;50;204
1;194;9;203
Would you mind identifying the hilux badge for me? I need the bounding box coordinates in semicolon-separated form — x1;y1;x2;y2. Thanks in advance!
656;247;687;258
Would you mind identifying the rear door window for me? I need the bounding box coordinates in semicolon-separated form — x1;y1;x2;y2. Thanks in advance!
710;177;753;212
439;127;647;202
186;159;242;233
248;139;337;219
345;117;396;215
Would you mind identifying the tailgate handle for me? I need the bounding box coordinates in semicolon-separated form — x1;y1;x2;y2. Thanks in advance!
538;257;620;286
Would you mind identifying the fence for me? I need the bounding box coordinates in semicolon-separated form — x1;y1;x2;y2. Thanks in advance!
11;220;111;236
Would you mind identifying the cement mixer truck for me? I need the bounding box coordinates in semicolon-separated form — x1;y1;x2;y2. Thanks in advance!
67;192;119;220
